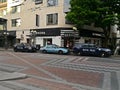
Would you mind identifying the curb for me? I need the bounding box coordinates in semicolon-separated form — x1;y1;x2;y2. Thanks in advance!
0;71;27;81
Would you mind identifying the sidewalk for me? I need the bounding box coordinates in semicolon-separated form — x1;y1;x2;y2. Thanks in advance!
0;71;27;90
111;55;120;60
0;71;27;81
0;48;27;81
0;48;13;52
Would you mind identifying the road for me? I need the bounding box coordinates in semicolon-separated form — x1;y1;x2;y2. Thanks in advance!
0;51;120;90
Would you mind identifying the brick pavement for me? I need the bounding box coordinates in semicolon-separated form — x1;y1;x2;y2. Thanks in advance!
41;66;103;87
0;52;120;90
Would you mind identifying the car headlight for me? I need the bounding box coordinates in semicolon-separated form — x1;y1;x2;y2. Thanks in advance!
98;48;102;51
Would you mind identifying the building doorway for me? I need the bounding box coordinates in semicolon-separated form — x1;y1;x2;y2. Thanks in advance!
43;38;52;46
64;38;74;49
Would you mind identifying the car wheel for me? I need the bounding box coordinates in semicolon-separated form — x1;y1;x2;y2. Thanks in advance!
58;50;63;54
42;50;47;53
100;52;106;57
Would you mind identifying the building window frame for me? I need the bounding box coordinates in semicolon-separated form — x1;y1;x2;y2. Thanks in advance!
34;0;43;4
11;18;21;27
10;5;21;14
36;14;39;27
47;0;58;7
46;13;58;25
0;0;6;3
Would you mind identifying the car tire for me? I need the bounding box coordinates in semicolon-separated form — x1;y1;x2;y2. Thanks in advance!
58;50;63;54
42;50;47;53
100;52;106;57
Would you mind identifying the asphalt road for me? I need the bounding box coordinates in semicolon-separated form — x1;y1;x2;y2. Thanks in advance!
0;51;120;90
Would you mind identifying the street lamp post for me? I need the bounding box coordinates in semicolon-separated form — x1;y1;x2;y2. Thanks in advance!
3;31;9;50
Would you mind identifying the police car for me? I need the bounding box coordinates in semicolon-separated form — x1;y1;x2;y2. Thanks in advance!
73;43;112;57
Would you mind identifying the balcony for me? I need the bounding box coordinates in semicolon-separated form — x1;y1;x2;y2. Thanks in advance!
0;2;7;8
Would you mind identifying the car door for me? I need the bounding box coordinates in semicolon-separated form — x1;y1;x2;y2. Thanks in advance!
46;45;53;53
52;45;59;53
47;45;58;53
17;44;24;51
89;44;97;55
24;44;30;52
81;44;90;55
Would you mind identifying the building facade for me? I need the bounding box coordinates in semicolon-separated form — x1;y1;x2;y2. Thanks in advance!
1;0;110;48
3;0;80;48
0;0;16;48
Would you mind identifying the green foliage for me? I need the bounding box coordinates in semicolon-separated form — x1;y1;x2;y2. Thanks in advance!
66;0;120;27
66;0;120;47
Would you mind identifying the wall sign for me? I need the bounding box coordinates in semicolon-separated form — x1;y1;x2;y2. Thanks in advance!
34;29;60;36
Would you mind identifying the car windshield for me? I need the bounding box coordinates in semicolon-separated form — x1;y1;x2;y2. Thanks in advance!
53;45;59;48
74;43;82;47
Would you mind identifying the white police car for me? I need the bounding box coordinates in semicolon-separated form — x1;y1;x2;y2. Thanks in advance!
73;43;112;57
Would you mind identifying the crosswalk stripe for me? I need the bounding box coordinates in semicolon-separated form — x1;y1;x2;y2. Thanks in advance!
102;72;111;90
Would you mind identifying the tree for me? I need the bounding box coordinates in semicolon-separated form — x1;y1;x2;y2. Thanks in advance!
66;0;120;48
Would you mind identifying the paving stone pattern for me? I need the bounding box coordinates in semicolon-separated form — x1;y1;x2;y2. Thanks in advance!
0;52;120;90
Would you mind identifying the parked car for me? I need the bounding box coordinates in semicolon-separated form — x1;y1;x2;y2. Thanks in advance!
40;44;69;54
13;43;37;52
73;43;112;57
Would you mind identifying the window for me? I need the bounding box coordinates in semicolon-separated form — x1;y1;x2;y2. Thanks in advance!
35;0;43;4
0;0;6;3
36;14;39;27
47;0;58;6
0;9;7;16
11;6;20;14
3;9;7;15
47;13;58;25
11;18;21;27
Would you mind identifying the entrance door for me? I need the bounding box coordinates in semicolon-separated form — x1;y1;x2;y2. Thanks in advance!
43;38;52;46
64;39;73;49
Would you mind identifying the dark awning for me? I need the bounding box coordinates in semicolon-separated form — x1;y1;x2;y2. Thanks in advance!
80;29;104;38
0;18;7;24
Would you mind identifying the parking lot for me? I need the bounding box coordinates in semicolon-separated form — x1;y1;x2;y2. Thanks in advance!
0;50;120;90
